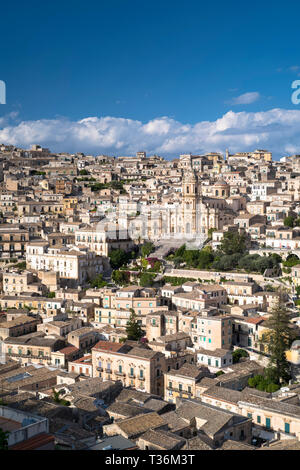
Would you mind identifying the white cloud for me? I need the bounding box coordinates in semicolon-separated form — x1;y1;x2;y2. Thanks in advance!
1;108;300;158
289;65;300;72
230;92;260;105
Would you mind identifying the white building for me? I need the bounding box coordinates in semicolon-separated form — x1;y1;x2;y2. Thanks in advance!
26;241;106;287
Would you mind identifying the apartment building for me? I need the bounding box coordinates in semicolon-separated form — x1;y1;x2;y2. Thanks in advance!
0;315;39;341
68;354;93;377
26;242;107;287
179;311;232;351
222;281;260;306
145;311;179;341
2;270;42;295
92;341;166;395
37;318;83;337
172;285;227;311
0;224;29;258
196;348;233;370
95;286;168;327
164;364;210;403
74;224;134;256
4;333;66;366
0;295;47;312
67;327;101;350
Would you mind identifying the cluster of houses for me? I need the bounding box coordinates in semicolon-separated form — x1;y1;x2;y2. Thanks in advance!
1;144;300;450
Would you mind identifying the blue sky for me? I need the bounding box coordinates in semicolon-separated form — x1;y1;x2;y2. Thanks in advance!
1;0;300;157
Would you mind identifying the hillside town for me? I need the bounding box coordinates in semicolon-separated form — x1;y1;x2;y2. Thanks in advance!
1;144;300;451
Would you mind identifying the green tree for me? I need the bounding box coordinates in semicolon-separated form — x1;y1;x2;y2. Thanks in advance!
247;371;280;393
220;232;247;256
174;245;186;258
283;254;300;268
216;370;225;376
140;272;155;287
153;261;161;272
126;309;144;341
46;291;56;298
112;270;130;286
207;228;216;239
284;216;295;228
212;253;240;271
141;242;154;258
52;388;70;406
110;180;125;191
109;249;128;269
261;291;294;384
197;250;214;269
232;348;249;364
89;274;107;288
0;428;9;450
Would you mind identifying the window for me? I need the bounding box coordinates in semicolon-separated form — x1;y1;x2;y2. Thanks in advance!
118;365;122;374
285;422;290;434
179;384;182;391
266;418;271;429
257;415;261;424
247;413;252;419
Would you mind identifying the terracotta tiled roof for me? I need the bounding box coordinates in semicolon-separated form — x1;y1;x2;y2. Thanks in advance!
92;340;124;352
10;433;55;450
58;346;79;354
245;317;264;325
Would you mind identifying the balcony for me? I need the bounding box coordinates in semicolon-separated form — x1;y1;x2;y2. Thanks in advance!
138;376;145;381
8;353;51;361
96;367;103;372
114;370;125;377
166;386;192;396
128;373;135;379
105;368;112;373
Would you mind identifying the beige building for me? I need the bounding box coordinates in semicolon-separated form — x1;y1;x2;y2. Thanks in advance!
92;341;166;395
67;327;101;350
0;224;29;258
4;333;66;366
26;242;107;287
95;286;168;328
68;354;93;377
0;315;39;341
74;224;134;256
179;311;232;350
172;285;227;311
164;363;210;403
